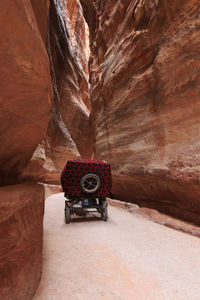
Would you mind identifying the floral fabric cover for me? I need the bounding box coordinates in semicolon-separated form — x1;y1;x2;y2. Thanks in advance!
61;159;112;198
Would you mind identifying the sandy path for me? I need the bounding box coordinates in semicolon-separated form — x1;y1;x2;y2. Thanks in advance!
34;193;200;300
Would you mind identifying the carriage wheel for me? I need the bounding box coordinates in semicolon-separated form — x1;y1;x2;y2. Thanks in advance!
65;204;71;224
101;200;108;221
80;174;101;194
101;206;108;221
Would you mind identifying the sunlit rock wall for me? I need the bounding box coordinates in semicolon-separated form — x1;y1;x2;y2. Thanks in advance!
22;0;93;184
48;0;92;158
89;0;200;224
0;1;92;299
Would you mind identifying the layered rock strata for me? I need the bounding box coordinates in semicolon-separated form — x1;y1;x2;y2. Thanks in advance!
0;0;52;185
89;0;200;224
0;1;92;299
47;0;92;160
22;0;93;184
0;183;44;300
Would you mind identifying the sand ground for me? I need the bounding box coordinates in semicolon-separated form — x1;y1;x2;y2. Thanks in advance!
34;193;200;300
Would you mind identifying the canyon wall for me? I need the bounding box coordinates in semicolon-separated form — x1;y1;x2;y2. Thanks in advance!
0;1;52;299
0;183;44;300
1;1;199;298
0;1;93;298
22;0;93;184
0;0;52;186
89;0;200;224
30;0;50;42
0;1;92;299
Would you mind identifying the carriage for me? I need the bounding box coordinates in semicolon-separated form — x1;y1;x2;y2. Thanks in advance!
61;159;112;223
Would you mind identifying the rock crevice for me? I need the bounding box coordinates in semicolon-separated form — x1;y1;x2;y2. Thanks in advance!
86;0;200;225
1;1;200;299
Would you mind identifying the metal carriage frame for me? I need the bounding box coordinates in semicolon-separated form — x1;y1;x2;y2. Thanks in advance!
64;196;108;223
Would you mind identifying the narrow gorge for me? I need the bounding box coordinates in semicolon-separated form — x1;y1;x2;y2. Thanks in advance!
0;0;200;299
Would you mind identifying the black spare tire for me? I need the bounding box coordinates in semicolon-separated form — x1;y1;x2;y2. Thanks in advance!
80;174;101;194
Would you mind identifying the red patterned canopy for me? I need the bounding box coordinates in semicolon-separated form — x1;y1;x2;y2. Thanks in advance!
61;159;112;198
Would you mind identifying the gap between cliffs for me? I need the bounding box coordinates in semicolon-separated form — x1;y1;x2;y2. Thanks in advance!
28;0;200;228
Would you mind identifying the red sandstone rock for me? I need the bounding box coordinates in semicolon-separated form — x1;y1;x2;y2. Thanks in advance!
0;0;52;185
65;0;90;87
22;0;93;184
89;0;200;224
30;0;50;42
0;183;44;300
48;0;92;158
21;120;81;184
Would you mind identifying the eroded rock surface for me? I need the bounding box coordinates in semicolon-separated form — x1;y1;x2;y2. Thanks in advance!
0;183;44;300
22;0;93;184
48;0;92;160
0;1;92;299
0;0;52;185
89;0;200;223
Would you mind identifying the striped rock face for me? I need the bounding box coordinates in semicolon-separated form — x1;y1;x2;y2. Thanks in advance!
21;0;93;184
88;0;200;224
